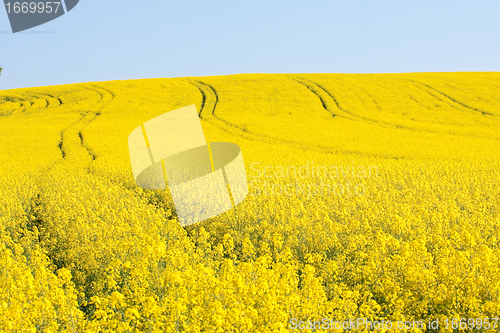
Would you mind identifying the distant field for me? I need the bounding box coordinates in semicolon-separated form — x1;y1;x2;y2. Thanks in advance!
1;73;499;332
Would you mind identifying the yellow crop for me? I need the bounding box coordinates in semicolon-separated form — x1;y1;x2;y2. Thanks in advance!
0;73;499;332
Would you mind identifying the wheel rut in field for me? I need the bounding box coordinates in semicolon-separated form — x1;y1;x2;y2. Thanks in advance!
295;76;421;132
56;84;114;163
46;83;174;222
183;79;213;118
292;78;337;118
296;76;497;139
77;84;114;162
186;79;399;159
404;79;497;117
0;90;65;116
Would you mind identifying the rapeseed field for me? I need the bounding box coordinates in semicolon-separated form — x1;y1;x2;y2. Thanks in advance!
0;73;499;332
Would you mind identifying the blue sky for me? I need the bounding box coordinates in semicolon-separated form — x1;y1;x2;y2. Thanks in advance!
0;0;499;90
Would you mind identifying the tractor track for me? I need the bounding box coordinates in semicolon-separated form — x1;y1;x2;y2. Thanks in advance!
292;78;336;118
183;79;209;117
29;84;115;277
298;77;500;139
403;79;497;117
1;91;56;116
295;76;427;133
186;79;406;159
56;84;113;163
